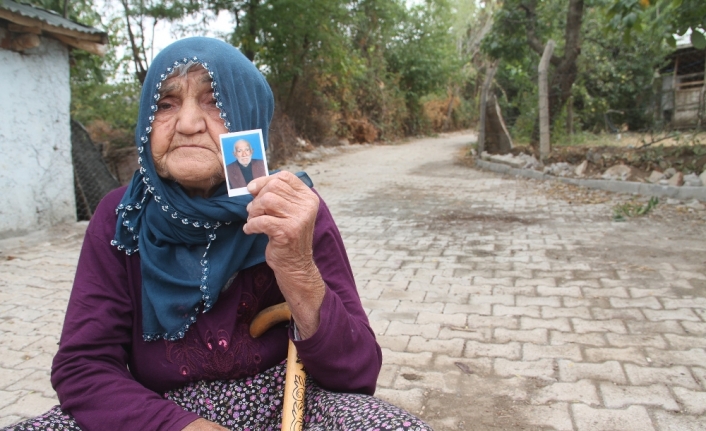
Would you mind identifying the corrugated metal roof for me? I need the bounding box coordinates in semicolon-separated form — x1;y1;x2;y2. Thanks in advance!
0;0;105;37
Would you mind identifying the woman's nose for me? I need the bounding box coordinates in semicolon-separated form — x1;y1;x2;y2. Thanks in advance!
175;98;207;135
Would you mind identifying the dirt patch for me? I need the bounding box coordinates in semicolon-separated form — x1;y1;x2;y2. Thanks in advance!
419;374;554;431
351;184;543;233
435;210;537;226
422;391;530;431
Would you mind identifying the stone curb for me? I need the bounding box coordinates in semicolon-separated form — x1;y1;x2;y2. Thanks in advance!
474;159;706;202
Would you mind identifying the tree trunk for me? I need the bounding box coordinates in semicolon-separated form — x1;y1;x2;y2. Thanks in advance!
538;40;555;160
243;0;259;61
485;94;514;154
283;37;310;113
478;61;499;155
566;95;574;136
121;0;147;84
522;0;584;146
442;85;457;131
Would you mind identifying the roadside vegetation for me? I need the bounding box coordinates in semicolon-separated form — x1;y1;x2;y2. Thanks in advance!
26;0;706;171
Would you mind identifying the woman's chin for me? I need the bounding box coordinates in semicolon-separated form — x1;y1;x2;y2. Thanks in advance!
167;166;224;196
166;156;222;180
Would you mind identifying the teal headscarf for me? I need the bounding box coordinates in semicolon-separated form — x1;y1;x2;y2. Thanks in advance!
112;37;274;341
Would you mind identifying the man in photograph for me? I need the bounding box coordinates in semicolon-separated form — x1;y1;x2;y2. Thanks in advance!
226;139;266;189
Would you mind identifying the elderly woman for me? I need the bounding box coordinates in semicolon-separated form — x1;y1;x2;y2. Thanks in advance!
3;38;431;431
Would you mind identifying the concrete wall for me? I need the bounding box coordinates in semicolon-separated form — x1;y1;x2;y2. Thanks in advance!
0;30;75;238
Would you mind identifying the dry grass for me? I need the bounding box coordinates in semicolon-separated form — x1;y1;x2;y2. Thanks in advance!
545;130;705;149
423;96;460;132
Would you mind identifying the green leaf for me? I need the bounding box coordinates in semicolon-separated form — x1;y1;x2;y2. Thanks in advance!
624;11;637;27
691;30;706;50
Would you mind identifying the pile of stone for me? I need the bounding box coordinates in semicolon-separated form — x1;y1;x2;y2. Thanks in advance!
479;152;541;170
543;162;575;177
600;165;706;187
479;151;706;188
645;168;704;187
478;152;518;167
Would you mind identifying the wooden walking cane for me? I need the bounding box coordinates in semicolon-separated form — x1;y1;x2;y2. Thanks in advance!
250;303;306;431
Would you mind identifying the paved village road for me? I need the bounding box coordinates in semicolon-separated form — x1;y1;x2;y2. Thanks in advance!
1;131;706;430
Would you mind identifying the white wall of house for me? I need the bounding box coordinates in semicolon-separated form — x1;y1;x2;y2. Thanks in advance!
0;30;75;238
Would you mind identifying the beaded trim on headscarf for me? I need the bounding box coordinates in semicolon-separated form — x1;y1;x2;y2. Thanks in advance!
110;56;232;341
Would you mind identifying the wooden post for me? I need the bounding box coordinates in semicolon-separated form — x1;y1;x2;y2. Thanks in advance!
566;95;574;139
538;40;555;161
696;50;706;130
478;61;498;155
652;69;662;124
672;56;679;126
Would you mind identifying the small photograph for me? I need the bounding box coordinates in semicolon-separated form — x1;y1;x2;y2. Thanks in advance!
220;129;269;197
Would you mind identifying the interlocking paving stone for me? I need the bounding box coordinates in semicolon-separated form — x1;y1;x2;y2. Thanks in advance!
531;379;600;406
692;367;706;389
543;306;593;319
653;410;706;431
624;364;701;390
558;360;627;384
599;382;680;410
494;328;548;344
2;132;705;430
672;387;706;415
585;346;651;366
645;347;706;367
523;343;583;361
516;402;573;431
521;316;571;331
572;318;628;334
493;358;555;378
573;404;655;431
605;333;666;348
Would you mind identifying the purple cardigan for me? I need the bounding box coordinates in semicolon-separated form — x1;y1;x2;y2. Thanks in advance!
51;186;381;431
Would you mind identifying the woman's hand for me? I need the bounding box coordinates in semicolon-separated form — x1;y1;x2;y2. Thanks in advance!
243;171;326;339
181;418;229;430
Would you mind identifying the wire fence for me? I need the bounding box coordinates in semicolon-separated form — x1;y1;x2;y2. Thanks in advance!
71;119;121;221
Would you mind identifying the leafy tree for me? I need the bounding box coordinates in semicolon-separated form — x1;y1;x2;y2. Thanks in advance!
574;3;670;132
23;1;139;146
207;0;260;60
446;0;501;129
385;0;459;134
349;0;408;138
204;0;361;141
483;0;585;145
608;0;706;49
207;0;460;140
26;0;105;81
481;0;672;143
30;0;468;152
117;0;203;83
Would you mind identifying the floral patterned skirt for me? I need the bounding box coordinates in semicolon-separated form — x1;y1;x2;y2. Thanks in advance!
4;363;432;431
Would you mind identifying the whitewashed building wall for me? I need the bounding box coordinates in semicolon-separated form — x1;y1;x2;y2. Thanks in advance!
0;30;75;238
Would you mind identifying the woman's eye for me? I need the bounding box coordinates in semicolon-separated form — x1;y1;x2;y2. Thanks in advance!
157;102;173;110
204;94;218;106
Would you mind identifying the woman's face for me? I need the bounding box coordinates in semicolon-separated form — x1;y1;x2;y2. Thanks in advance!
150;66;228;198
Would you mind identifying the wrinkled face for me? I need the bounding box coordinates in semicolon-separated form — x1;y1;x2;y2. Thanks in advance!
150;66;228;198
234;140;253;166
